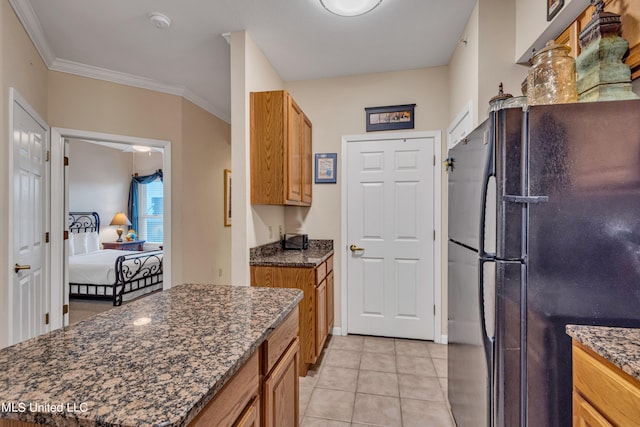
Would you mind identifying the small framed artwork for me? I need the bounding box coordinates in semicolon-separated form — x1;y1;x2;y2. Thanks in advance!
547;0;564;21
315;153;337;184
365;104;416;132
224;169;231;226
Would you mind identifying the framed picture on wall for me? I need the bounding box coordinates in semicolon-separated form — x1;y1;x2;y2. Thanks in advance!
365;104;416;132
315;153;337;184
224;169;231;226
547;0;564;21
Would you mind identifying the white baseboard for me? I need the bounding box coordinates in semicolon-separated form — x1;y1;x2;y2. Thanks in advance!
330;327;343;336
438;334;448;344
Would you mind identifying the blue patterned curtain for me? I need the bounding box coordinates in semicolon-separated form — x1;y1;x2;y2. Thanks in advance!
127;170;163;232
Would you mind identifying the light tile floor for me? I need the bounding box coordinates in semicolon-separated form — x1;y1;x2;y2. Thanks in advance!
300;335;454;427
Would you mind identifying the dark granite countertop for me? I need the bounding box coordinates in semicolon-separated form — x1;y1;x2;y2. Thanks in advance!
566;325;640;381
0;284;303;427
250;239;334;268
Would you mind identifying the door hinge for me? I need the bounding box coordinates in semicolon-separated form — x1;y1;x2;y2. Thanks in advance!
64;156;69;166
45;312;50;325
46;150;50;162
64;230;69;240
434;305;436;316
45;232;50;243
433;155;436;166
433;230;436;241
63;304;69;315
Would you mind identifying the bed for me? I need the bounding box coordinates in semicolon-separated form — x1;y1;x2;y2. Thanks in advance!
68;212;163;306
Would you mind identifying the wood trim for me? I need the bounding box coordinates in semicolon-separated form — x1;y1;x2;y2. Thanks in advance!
0;421;42;427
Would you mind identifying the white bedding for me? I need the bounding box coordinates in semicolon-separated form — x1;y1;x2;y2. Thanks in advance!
69;250;132;285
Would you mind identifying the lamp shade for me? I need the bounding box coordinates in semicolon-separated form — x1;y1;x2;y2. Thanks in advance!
109;212;132;227
320;0;382;17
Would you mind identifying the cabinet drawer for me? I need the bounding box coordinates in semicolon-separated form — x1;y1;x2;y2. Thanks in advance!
326;255;333;273
573;341;640;427
188;351;259;427
316;262;326;284
573;391;613;427
263;307;299;374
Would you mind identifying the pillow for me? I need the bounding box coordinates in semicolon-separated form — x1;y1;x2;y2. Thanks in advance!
68;233;76;256
74;232;88;255
86;232;100;253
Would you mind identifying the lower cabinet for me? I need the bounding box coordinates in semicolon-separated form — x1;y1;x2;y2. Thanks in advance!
251;255;334;376
263;338;300;427
189;307;300;427
572;339;640;427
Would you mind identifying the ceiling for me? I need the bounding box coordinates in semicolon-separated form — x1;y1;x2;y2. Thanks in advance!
13;0;477;123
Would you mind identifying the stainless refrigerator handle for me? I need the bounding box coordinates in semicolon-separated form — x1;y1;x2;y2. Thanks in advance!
479;115;496;260
479;256;495;427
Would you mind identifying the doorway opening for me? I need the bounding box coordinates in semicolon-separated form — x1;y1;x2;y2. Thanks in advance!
50;128;172;328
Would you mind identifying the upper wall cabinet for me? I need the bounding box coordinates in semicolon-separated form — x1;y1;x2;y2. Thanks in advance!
556;0;640;79
251;90;312;206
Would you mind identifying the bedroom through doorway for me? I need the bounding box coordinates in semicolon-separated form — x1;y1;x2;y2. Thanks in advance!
50;128;172;327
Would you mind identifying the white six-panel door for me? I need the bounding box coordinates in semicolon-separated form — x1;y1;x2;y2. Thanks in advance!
11;89;50;345
346;136;435;339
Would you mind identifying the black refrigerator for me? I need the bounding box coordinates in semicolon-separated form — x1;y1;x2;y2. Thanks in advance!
447;99;640;427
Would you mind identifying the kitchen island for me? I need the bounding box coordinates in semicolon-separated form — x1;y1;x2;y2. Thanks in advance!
0;284;302;426
567;325;640;426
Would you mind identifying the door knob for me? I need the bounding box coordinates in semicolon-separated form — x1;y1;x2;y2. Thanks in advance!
349;244;365;252
14;264;31;273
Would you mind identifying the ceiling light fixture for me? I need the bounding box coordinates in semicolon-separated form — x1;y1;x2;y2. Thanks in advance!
320;0;383;17
148;12;171;29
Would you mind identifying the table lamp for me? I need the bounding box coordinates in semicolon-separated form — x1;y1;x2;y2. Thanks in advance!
109;212;132;242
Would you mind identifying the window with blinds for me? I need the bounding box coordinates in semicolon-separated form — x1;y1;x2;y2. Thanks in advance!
139;179;163;243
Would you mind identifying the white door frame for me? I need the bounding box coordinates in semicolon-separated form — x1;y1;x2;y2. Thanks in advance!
7;88;51;345
50;128;172;328
340;131;444;343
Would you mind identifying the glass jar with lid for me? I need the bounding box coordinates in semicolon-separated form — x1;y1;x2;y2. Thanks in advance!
527;41;578;105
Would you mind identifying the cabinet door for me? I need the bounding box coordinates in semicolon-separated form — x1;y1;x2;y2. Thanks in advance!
327;270;334;333
315;280;327;355
264;338;300;427
287;98;303;203
302;115;312;205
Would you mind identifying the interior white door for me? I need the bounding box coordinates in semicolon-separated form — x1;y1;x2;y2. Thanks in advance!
11;90;50;345
347;137;435;339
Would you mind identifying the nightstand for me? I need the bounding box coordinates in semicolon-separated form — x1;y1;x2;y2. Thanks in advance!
102;240;146;251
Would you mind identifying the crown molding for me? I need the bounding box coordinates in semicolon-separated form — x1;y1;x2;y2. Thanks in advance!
9;0;56;66
9;0;230;123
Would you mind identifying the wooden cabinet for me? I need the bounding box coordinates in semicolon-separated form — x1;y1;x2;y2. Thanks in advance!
102;240;145;251
188;351;260;427
572;339;640;426
251;256;334;376
251;90;312;206
556;0;640;79
263;337;299;427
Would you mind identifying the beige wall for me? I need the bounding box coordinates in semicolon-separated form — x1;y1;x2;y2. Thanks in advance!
285;67;450;333
1;0;49;349
515;0;590;62
68;140;132;243
230;31;285;285
48;72;232;287
180;98;232;284
449;2;480;126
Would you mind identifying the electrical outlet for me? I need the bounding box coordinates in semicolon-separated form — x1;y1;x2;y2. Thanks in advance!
218;268;223;277
268;225;273;239
279;225;283;239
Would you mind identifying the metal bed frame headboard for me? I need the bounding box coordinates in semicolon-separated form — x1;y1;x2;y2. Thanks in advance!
69;212;100;233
